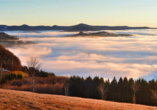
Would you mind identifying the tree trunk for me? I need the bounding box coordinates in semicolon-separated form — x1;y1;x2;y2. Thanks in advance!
65;88;68;96
32;75;34;92
0;72;2;88
0;63;2;88
133;92;136;104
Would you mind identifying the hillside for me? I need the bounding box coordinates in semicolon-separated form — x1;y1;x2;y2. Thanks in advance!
0;44;21;71
0;89;156;110
0;32;34;47
66;31;132;37
0;32;19;40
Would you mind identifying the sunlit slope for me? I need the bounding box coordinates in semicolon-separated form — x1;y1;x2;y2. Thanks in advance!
0;89;156;110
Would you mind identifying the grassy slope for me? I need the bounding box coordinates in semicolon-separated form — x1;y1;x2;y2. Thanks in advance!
0;89;156;110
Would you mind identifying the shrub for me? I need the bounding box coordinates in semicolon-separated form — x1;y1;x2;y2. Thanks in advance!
0;73;23;84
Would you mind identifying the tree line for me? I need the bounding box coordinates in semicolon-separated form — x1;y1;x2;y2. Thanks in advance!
63;76;157;106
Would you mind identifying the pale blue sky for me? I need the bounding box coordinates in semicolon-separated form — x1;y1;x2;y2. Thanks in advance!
0;0;157;27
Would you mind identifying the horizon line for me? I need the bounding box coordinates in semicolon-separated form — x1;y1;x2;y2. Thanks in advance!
0;23;154;28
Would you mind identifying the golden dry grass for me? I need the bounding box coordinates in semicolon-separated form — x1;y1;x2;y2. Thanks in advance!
0;89;156;110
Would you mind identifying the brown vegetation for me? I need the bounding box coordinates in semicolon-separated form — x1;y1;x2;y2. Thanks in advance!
0;89;156;110
2;76;68;95
27;57;41;92
0;44;21;71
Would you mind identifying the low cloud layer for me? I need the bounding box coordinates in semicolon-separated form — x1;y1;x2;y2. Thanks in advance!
6;29;157;81
105;29;157;36
4;31;77;37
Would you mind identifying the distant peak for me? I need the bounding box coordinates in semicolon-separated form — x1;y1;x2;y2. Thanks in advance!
77;23;89;26
53;25;58;27
21;24;29;27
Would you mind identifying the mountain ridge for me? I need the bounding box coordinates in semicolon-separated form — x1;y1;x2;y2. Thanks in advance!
0;23;155;31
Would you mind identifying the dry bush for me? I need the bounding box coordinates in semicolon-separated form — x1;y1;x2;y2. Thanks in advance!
2;76;68;95
34;75;68;84
35;83;63;94
3;84;32;91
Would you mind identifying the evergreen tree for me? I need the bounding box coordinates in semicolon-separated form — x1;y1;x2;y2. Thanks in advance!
109;77;118;101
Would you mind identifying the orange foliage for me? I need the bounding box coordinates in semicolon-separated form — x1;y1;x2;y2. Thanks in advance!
0;44;21;71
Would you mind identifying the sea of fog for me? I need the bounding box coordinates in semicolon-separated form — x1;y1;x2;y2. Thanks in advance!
2;29;157;81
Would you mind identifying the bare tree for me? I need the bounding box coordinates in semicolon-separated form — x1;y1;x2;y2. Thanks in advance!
64;80;70;96
132;82;140;104
0;57;2;88
151;90;157;100
151;80;157;101
27;57;41;92
98;83;108;100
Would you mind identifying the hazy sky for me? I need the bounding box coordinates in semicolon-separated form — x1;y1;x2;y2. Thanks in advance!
0;0;157;27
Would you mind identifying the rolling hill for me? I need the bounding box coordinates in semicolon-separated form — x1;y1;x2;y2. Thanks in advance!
0;89;156;110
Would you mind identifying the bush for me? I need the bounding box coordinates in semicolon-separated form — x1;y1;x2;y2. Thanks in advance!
2;76;68;95
0;73;23;84
16;74;23;79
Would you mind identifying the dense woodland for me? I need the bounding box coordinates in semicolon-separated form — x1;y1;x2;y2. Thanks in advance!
66;76;157;106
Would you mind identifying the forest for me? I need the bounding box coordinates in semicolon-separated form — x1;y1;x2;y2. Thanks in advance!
66;76;157;106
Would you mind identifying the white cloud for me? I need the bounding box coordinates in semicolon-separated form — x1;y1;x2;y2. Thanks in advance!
5;29;157;81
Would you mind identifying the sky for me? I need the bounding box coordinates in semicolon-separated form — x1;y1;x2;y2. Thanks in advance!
0;0;157;27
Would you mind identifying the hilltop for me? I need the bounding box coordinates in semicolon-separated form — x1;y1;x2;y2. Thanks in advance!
0;32;19;40
66;31;132;37
65;24;97;31
0;32;34;47
0;89;156;110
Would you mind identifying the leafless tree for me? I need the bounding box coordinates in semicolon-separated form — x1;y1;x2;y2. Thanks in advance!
151;80;157;101
98;83;108;100
151;90;157;100
64;80;70;96
27;57;41;92
132;82;140;104
0;57;2;88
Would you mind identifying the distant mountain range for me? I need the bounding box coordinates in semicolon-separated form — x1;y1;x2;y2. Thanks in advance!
0;23;155;31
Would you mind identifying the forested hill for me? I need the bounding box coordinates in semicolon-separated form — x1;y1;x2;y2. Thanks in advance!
0;44;21;71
